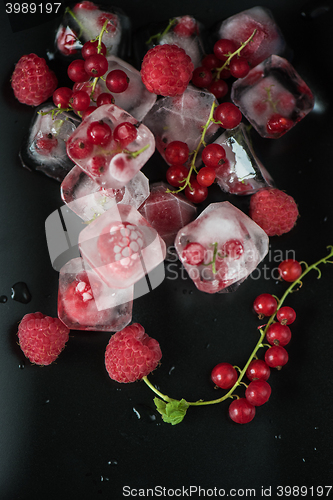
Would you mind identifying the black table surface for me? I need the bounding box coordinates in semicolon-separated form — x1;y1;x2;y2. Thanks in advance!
1;0;332;498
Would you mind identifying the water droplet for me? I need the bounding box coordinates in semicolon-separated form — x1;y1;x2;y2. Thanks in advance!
0;295;8;303
133;404;158;423
108;460;118;466
132;407;141;419
11;282;31;304
168;365;175;375
19;362;25;369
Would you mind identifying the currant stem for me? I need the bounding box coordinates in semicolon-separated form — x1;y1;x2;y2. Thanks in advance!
215;28;257;80
146;18;176;45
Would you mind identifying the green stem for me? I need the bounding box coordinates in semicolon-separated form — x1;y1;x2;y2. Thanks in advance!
146;18;177;45
215;28;257;80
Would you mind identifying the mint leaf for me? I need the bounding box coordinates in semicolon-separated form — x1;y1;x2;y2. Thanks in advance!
154;398;189;425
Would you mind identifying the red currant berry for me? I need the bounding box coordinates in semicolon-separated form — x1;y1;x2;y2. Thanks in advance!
265;345;289;369
229;56;250;78
211;362;238;389
53;87;73;108
89;155;106;176
201;143;226;169
253;293;277;318
67;136;94;160
215;102;242;129
35;133;58;156
191;66;213;88
246;359;270;381
208;79;228;100
278;259;302;282
184;178;208;204
97;12;117;33
182;242;206;266
266;114;294;135
229;398;255;424
113;122;137;147
201;53;220;70
96;93;115;106
245;380;271;406
166;165;188;187
165;141;189;165
69;90;91;112
266;323;291;347
67;59;90;83
221;239;244;259
81;40;107;59
276;306;296;326
87;120;112;147
81;105;97;120
197;166;216;187
84;54;108;78
214;39;238;61
105;69;129;93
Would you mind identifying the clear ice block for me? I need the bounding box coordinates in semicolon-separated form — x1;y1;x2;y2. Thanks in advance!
61;166;150;222
78;203;166;289
231;55;315;139
204;123;274;195
143;85;219;167
55;2;131;60
175;201;269;294
138;182;197;248
214;6;286;68
19;103;80;182
58;257;133;331
66;104;155;189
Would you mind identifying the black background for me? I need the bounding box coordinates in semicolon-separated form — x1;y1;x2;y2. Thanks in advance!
1;0;333;498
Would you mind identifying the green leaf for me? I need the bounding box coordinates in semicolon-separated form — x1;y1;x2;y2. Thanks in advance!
153;398;189;425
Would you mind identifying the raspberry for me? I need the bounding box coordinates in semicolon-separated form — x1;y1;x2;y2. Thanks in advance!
140;44;194;96
249;188;299;236
17;312;69;366
105;323;162;383
11;54;58;106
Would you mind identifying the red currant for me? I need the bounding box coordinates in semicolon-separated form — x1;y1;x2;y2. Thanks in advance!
253;293;277;318
166;165;188;187
89;155;106;176
276;306;296;326
105;69;129;93
184;178;208;204
67;136;94;160
113;122;137;147
266;114;294;135
96;93;115;106
245;380;271;406
229;56;250;78
278;259;302;282
84;53;108;78
87;120;112;147
69;90;91;112
229;398;255;424
221;239;244;259
67;59;90;83
182;242;206;265
208;79;228;100
165;141;189;165
35;133;58;156
215;102;242;129
201;143;226;169
246;359;270;381
81;40;107;59
197;166;216;187
53;87;73;108
211;362;238;389
266;323;291;347
191;66;213;88
265;345;289;369
214;39;237;61
201;53;220;70
81;105;97;120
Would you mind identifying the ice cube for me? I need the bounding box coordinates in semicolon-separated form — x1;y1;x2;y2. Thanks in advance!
231;55;315;139
61;166;150;222
204;123;274;195
138;182;197;248
66;104;155;189
175;201;269;294
143;85;219;167
58;257;133;331
79;203;166;289
213;6;286;68
19;103;80;182
55;2;131;60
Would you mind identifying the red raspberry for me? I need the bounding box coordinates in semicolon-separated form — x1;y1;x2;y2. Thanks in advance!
11;54;58;106
249;188;299;237
105;323;162;383
140;44;194;96
17;312;69;366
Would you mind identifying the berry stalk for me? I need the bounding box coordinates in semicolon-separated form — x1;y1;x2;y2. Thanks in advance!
215;28;257;80
144;245;333;425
